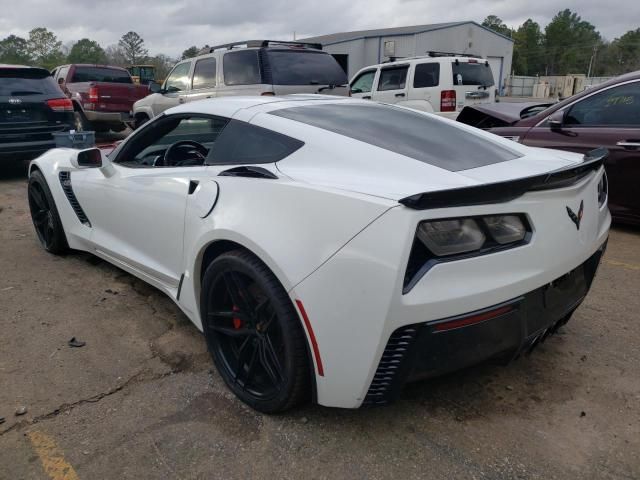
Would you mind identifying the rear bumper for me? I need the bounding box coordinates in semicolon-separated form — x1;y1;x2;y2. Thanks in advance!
83;110;131;123
364;242;606;406
0;139;56;157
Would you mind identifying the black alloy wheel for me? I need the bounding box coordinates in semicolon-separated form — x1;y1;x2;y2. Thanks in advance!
201;250;310;413
28;171;68;254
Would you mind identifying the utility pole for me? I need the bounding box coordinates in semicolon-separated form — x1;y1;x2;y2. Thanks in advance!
587;45;598;78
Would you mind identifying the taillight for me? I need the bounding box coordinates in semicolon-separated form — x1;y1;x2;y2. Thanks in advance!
440;90;456;112
46;98;74;112
88;86;99;102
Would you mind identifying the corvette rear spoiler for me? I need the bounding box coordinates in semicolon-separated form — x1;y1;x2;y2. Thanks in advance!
399;148;608;210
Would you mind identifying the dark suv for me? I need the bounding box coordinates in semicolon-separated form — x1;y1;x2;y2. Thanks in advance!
458;71;640;226
1;65;74;160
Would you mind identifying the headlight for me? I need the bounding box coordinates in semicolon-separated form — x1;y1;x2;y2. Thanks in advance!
416;218;485;256
484;215;526;244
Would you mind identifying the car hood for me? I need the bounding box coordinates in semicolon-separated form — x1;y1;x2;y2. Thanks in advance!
276;141;585;202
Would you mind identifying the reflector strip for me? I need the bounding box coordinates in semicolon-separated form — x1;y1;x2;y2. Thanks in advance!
433;305;513;332
295;300;324;376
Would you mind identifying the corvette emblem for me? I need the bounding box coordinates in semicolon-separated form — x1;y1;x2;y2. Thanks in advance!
566;200;584;230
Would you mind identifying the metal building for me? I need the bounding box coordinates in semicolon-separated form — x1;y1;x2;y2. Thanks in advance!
303;21;514;93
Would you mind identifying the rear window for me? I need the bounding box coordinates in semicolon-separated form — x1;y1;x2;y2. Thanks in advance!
265;50;347;86
452;62;494;87
0;68;61;96
270;103;519;171
71;67;132;83
413;63;440;88
223;50;261;86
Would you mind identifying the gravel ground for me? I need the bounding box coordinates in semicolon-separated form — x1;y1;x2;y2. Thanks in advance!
0;156;639;480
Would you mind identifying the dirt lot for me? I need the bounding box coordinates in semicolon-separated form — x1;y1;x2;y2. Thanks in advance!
1;159;639;480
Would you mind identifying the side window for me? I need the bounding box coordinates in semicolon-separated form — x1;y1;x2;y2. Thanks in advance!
164;62;191;92
413;63;440;88
207;120;303;165
565;82;640;127
223;50;261;86
350;70;376;93
192;57;217;90
115;115;229;167
378;66;408;91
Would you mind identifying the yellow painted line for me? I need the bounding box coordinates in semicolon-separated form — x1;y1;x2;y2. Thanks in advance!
606;259;640;271
27;431;79;480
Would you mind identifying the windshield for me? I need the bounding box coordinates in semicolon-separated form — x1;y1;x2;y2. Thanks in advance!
266;50;347;86
452;62;495;87
270;103;519;171
0;69;60;96
71;67;132;83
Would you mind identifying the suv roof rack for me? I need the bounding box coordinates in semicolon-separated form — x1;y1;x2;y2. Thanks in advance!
427;51;482;59
204;40;323;53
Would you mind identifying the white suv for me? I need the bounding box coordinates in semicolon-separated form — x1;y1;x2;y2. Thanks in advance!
349;53;496;119
132;40;349;128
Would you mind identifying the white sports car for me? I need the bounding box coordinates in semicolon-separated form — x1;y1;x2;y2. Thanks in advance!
28;96;610;412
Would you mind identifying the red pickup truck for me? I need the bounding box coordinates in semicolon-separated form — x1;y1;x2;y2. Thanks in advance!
51;64;149;133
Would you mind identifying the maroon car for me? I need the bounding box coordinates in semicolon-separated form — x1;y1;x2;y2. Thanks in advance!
457;71;640;226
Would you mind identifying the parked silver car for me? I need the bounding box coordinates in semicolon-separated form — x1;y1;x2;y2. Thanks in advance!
132;40;349;128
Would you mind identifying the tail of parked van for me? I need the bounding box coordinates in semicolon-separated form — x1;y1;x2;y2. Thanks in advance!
132;40;349;128
350;54;496;119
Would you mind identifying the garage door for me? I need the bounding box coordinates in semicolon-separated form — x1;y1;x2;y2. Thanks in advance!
487;57;504;93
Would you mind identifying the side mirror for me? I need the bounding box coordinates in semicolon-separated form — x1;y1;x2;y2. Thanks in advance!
548;110;565;132
71;148;103;168
350;87;362;94
149;81;162;94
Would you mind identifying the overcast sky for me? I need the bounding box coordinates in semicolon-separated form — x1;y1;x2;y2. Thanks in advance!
0;0;637;58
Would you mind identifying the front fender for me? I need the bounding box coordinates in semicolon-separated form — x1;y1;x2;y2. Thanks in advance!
29;149;94;250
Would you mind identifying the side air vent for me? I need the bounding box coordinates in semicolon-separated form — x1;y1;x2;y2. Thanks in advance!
59;172;91;227
363;325;420;406
218;166;278;179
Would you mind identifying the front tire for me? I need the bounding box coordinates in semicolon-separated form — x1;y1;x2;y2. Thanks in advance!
201;250;310;413
28;171;69;254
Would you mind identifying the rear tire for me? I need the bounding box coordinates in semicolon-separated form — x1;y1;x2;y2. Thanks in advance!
133;113;149;130
201;250;310;413
110;123;127;133
28;171;69;254
73;110;89;132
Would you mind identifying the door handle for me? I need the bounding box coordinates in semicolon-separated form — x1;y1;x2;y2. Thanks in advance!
188;180;199;195
362;95;371;100
395;93;406;98
616;141;640;148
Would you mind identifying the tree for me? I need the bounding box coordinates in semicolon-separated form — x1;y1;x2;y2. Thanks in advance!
147;54;176;80
118;31;148;65
512;20;544;75
0;35;31;65
105;45;127;67
607;29;640;74
68;38;106;64
181;46;199;60
544;9;602;75
27;27;65;69
482;15;512;38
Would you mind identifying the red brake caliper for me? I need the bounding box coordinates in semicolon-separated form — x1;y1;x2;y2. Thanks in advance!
232;305;243;330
